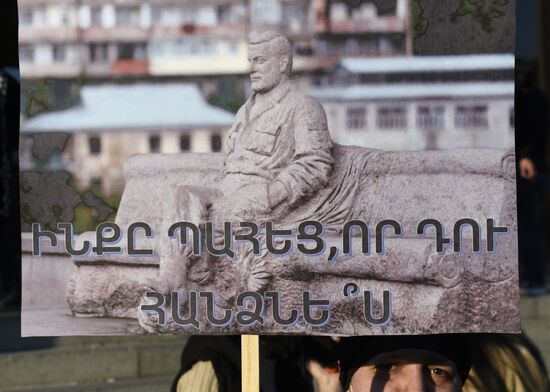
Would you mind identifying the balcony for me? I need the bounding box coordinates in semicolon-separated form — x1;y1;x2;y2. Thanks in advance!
19;27;79;43
20;62;82;79
82;26;151;42
322;16;407;35
111;59;149;75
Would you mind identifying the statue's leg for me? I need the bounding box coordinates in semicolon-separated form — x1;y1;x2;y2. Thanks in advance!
139;185;212;334
157;186;210;293
205;176;277;298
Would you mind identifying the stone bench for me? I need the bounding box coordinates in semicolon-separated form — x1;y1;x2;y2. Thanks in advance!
67;144;519;335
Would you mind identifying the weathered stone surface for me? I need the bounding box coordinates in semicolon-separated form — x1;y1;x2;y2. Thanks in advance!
66;264;157;319
65;145;519;334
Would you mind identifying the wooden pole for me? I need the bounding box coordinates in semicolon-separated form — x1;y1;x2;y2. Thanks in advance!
242;335;260;392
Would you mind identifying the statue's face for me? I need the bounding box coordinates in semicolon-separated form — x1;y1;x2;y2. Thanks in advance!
248;43;284;94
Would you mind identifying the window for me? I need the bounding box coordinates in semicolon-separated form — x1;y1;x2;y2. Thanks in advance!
151;6;162;24
283;2;306;34
134;44;146;59
149;135;161;153
117;44;132;60
20;8;33;26
211;134;222;152
20;45;34;62
189;40;200;55
226;40;238;55
89;136;101;155
217;5;231;24
330;3;347;22
251;0;282;25
201;39;217;55
89;43;108;63
117;43;146;60
455;105;488;129
417;106;445;129
377;107;407;129
346;3;355;18
344;38;360;56
152;6;187;26
52;45;66;62
60;6;70;26
346;107;366;130
180;134;191;152
116;6;140;26
378;37;395;56
90;6;102;26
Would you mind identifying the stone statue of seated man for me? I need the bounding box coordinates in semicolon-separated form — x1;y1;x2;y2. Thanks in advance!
212;30;334;223
160;31;335;296
143;31;334;310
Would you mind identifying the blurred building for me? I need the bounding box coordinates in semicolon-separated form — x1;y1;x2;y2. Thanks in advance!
18;0;248;78
311;54;515;151
18;0;411;79
313;0;411;58
21;83;233;195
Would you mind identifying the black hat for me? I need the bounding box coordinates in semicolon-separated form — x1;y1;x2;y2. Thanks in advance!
338;334;472;389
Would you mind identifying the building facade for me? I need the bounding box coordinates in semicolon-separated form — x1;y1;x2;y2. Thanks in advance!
311;54;515;151
18;0;412;79
21;83;233;195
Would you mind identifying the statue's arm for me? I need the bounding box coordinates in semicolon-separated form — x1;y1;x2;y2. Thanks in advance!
226;109;244;157
221;108;244;177
269;97;334;207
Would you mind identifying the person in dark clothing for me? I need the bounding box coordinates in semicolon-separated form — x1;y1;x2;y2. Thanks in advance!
0;0;20;313
172;336;338;392
516;65;549;295
0;67;21;311
338;335;471;392
171;336;241;392
464;333;550;392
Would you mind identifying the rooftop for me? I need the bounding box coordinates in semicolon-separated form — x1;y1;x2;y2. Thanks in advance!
22;83;234;133
310;82;515;101
340;54;515;74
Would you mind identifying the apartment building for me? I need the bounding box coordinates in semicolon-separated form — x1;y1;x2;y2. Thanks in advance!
18;0;412;78
311;54;515;150
313;0;411;58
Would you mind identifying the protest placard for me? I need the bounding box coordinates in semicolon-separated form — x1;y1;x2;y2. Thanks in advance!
20;0;518;337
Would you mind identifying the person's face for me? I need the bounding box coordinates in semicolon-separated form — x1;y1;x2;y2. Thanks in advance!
348;349;462;392
248;43;285;94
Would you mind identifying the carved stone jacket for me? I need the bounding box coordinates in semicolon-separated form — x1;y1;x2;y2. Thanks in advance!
224;81;334;207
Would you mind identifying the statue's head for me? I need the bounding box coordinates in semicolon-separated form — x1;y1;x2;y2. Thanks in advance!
248;31;293;94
